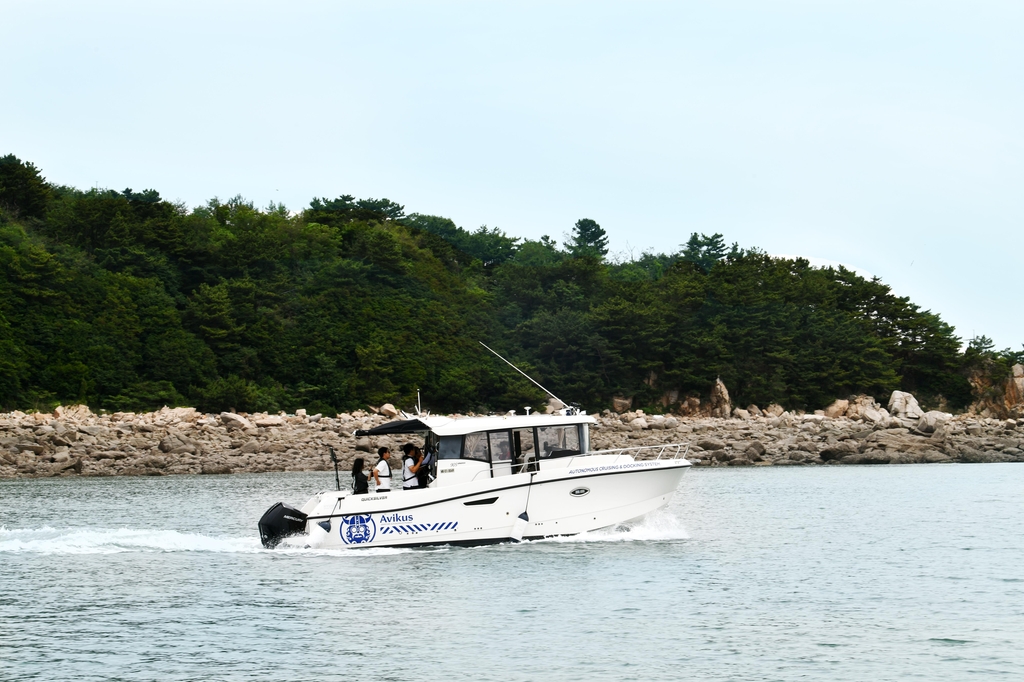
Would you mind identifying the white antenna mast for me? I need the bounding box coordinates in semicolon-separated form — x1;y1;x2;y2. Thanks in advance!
478;342;567;410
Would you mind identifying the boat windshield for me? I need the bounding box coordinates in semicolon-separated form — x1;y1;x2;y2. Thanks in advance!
536;425;581;458
437;435;462;459
434;423;587;471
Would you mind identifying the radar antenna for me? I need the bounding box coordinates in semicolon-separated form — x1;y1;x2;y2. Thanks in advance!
478;341;568;411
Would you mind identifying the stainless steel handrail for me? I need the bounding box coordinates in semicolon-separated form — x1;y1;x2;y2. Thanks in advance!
460;443;691;480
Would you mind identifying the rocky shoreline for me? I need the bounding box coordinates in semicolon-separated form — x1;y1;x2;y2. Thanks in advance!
1;389;1022;480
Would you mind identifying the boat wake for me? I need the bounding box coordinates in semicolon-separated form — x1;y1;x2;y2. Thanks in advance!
0;508;687;555
0;525;262;554
532;507;690;544
0;525;412;556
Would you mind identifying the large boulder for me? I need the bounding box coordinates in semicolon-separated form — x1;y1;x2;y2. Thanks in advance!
763;403;785;418
379;403;399;418
545;398;565;414
709;378;731;418
824;399;849;419
888;391;924;420
846;395;889;424
612;396;633;413
677;396;701;417
220;412;254;430
916;410;951;434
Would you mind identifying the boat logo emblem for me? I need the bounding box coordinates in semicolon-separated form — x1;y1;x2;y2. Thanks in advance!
340;514;376;544
569;487;590;497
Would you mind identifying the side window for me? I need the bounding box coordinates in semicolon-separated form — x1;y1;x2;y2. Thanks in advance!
488;431;512;463
463;432;489;461
537;426;581;458
437;436;463;460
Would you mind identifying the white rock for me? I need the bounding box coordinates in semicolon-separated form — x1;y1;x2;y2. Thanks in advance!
917;410;951;434
888;391;924;420
220;412;254;430
379;403;399;418
255;416;285;427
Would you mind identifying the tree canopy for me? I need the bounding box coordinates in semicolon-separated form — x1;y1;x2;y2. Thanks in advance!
0;155;1008;416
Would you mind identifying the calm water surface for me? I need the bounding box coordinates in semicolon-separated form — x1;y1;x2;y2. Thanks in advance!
2;465;1023;681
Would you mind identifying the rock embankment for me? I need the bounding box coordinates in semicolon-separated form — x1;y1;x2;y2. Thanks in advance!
1;392;1021;479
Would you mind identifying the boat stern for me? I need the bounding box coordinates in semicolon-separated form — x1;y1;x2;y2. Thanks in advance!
258;501;309;548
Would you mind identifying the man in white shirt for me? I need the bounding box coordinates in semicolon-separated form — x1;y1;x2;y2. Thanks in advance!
401;443;422;490
372;447;392;492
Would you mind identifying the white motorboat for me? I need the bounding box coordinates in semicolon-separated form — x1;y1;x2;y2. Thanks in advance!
258;409;691;549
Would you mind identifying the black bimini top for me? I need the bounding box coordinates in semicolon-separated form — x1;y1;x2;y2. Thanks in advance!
353;419;436;437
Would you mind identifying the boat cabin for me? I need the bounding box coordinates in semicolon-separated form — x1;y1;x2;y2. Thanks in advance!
354;414;596;487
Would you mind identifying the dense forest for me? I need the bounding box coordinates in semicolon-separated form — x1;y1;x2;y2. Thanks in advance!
1;154;1019;416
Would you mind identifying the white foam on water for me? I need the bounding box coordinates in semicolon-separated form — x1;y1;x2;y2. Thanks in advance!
0;525;261;555
0;525;424;556
530;507;690;544
273;534;414;557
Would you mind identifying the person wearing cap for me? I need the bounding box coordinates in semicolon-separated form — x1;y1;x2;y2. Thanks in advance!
372;447;392;492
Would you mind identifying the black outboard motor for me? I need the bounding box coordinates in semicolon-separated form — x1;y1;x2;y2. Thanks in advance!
258;502;308;549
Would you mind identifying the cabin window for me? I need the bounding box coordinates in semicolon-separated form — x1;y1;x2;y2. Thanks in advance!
513;428;537;473
437;435;463;460
488;431;512;464
463;432;490;462
536;425;581;459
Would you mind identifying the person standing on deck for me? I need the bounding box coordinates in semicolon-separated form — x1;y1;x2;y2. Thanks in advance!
401;443;422;490
351;457;369;495
372;447;392;492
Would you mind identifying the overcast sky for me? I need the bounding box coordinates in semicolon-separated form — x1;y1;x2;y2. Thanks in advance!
4;0;1021;349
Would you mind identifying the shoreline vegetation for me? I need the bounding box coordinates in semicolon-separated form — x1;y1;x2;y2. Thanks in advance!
2;384;1022;480
3;154;1023;424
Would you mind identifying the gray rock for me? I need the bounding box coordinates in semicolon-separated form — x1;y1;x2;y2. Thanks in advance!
842;450;892;465
697;439;725;451
745;441;766;461
355;437;373;453
820;442;857;461
958;447;1011;463
629;417;649;430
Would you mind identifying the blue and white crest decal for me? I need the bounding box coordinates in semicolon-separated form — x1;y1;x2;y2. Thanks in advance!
340;514;376;545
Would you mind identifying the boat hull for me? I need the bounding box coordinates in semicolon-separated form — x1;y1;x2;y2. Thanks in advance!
293;458;689;549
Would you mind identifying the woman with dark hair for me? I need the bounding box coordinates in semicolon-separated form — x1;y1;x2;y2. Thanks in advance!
351;457;369;495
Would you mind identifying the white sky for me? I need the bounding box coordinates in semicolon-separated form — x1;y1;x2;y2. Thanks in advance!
4;0;1021;349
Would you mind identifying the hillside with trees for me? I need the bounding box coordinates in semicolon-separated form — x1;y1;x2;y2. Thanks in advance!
1;154;1019;415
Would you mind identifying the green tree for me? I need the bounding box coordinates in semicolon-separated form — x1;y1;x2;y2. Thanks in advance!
567;218;608;259
0;155;51;219
680;232;729;273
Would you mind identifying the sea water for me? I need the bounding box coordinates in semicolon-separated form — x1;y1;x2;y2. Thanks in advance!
2;465;1023;681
